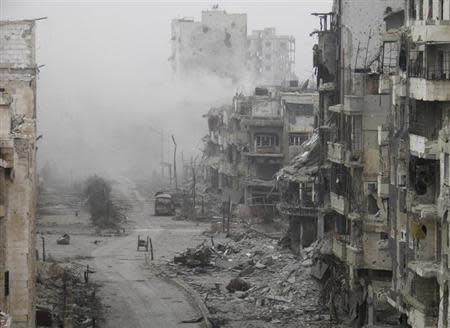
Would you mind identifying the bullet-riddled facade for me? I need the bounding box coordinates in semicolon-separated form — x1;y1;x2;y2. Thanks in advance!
170;9;296;86
202;85;317;218
0;20;38;327
380;1;450;327
170;10;248;83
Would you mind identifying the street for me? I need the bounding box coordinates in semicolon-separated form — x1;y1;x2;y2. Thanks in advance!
37;182;211;328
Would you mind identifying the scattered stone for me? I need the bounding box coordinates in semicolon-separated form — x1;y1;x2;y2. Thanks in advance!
226;278;251;293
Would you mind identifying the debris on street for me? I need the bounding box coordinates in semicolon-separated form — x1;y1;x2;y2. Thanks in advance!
168;229;336;327
36;261;103;328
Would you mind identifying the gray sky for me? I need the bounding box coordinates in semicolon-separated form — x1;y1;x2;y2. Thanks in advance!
1;0;332;179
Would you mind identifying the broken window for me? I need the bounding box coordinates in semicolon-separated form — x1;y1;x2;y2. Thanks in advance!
4;271;9;297
428;0;433;19
419;0;424;19
367;194;380;215
410;0;417;19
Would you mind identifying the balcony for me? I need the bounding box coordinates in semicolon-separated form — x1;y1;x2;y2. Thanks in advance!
409;134;439;160
327;142;345;164
343;95;363;115
346;244;364;267
333;236;348;262
410;203;439;221
330;192;348;215
409;61;450;101
411;20;450;43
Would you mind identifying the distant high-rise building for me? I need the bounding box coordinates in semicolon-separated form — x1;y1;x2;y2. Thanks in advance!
247;28;296;85
170;10;248;83
170;9;296;86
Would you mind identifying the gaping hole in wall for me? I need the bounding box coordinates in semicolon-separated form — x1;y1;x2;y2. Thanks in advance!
409;157;439;200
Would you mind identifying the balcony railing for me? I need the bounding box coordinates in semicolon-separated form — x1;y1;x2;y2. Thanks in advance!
409;60;450;81
277;202;318;217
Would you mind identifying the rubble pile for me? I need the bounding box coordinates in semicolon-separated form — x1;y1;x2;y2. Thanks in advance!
170;230;335;327
36;261;103;327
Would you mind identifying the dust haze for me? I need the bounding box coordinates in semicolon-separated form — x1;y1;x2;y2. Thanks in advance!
1;0;331;180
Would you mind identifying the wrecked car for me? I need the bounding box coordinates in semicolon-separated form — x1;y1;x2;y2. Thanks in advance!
154;192;175;216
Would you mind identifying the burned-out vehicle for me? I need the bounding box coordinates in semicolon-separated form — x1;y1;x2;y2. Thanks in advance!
154;192;175;216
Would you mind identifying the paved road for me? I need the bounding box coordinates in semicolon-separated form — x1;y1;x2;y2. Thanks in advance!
92;183;208;328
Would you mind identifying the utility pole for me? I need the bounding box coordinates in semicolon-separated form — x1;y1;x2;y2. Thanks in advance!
172;135;178;189
161;128;164;178
41;236;46;262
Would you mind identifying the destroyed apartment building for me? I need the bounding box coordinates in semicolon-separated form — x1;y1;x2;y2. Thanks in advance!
380;1;450;327
170;8;296;85
275;0;450;326
201;0;450;326
0;20;38;327
202;84;317;218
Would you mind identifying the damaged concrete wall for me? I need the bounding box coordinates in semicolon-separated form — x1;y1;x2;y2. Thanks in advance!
170;10;247;82
0;20;37;328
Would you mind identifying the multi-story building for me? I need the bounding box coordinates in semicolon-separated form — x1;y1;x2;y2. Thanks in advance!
380;1;450;327
202;85;317;218
170;9;248;83
0;20;38;327
247;28;296;86
170;9;296;86
277;0;404;325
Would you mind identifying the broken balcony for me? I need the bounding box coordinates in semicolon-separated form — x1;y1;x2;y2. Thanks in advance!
330;191;348;216
327;142;345;164
409;123;439;160
408;261;441;279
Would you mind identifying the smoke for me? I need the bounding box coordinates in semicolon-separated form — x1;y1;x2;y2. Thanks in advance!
1;0;331;182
